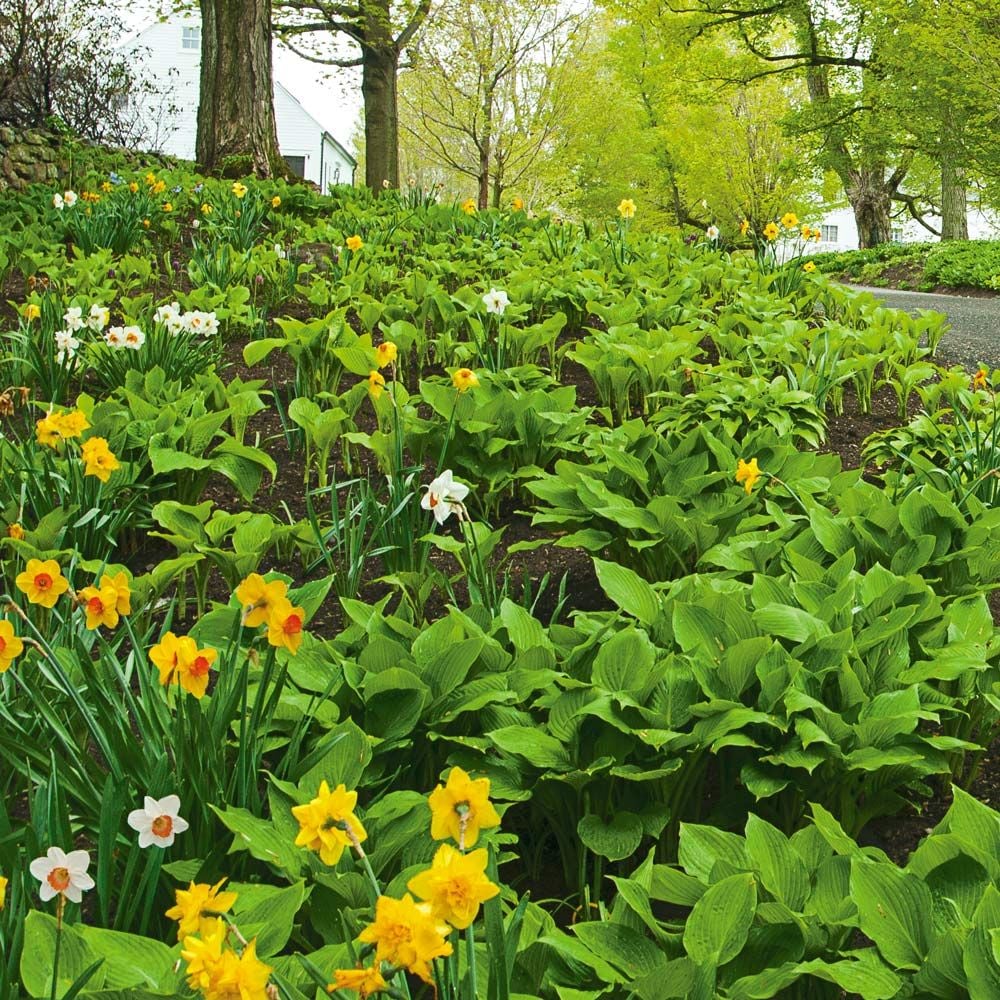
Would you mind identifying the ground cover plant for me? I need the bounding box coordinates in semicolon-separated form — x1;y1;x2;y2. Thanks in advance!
3;164;1000;1000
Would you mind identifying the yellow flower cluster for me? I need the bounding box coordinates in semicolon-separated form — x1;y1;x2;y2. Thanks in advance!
35;409;121;483
292;781;367;865
235;572;307;655
149;631;218;699
320;766;502;993
15;559;131;633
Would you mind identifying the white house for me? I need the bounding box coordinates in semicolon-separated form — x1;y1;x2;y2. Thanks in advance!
809;204;1000;253
124;16;356;189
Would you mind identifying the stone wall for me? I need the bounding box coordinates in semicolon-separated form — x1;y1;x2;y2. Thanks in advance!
0;128;62;190
0;127;181;193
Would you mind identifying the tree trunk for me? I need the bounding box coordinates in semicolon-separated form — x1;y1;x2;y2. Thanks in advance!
478;89;494;210
941;161;969;240
197;0;284;177
362;34;399;190
846;167;893;248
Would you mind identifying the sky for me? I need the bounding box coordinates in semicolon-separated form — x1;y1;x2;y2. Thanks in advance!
117;2;363;150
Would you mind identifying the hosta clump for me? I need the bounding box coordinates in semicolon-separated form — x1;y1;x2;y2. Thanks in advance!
542;789;1000;999
526;422;850;581
651;370;827;446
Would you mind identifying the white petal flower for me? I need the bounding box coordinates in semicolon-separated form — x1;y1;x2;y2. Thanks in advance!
482;288;509;316
52;193;64;210
104;326;126;348
706;225;719;240
29;846;95;903
122;326;145;350
63;306;84;332
421;469;471;525
153;302;179;328
87;304;110;331
55;330;80;358
63;190;78;208
198;312;219;337
127;794;189;849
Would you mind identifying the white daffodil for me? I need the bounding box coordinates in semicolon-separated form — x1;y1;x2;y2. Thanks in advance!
154;302;182;333
52;193;64;210
29;846;95;903
122;326;145;350
198;312;220;337
274;243;287;260
63;190;78;208
421;469;470;525
706;225;719;240
127;794;189;849
87;304;110;331
482;288;509;316
105;327;126;348
63;306;84;332
55;330;81;361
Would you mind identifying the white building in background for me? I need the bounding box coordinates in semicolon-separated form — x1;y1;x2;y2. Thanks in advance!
123;16;356;189
810;205;1000;253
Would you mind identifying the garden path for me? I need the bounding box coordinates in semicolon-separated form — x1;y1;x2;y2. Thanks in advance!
851;284;1000;367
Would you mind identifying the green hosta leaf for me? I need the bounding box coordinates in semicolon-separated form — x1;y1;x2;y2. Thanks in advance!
211;804;303;876
571;922;664;978
21;912;104;997
232;880;307;957
851;859;933;970
744;814;809;911
488;726;571;769
678;823;749;882
593;558;661;625
578;812;644;862
77;924;177;991
683;872;757;966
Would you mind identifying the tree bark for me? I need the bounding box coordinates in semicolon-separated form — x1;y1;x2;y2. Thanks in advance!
197;0;284;177
846;166;893;249
478;91;493;210
362;44;399;189
941;161;969;241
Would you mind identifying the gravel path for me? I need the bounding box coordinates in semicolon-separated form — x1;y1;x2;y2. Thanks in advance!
849;284;1000;368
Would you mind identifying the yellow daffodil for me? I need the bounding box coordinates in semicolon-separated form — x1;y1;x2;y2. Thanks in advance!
201;202;213;215
408;844;499;928
617;198;636;219
461;198;477;215
166;879;238;940
0;874;7;910
232;181;248;198
7;523;24;540
152;180;166;195
375;341;398;368
265;597;306;655
803;260;817;273
80;437;120;482
329;965;388;998
358;893;453;984
234;572;288;628
763;222;779;241
452;368;479;392
271;195;281;208
736;457;762;495
511;196;524;211
292;780;367;866
77;585;121;631
739;218;750;236
149;632;217;699
0;620;24;673
23;304;40;321
428;766;501;848
99;571;131;616
129;181;139;193
368;370;386;400
162;202;173;213
15;558;69;608
346;234;363;251
781;212;799;228
973;367;989;391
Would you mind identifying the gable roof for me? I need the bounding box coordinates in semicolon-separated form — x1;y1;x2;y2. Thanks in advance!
275;80;356;167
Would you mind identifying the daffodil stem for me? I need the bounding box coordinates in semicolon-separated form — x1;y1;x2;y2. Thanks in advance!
465;923;478;1000
50;895;65;1000
347;830;382;904
766;474;811;518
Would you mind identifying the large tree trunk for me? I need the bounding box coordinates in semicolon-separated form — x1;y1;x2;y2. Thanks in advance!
846;167;893;249
197;0;284;177
941;161;969;241
362;27;399;190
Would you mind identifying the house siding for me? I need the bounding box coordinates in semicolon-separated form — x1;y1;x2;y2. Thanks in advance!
124;17;354;187
809;205;1000;253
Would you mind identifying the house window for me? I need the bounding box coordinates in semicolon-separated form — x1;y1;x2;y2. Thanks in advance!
285;155;306;178
820;224;839;243
182;26;200;50
891;226;905;242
